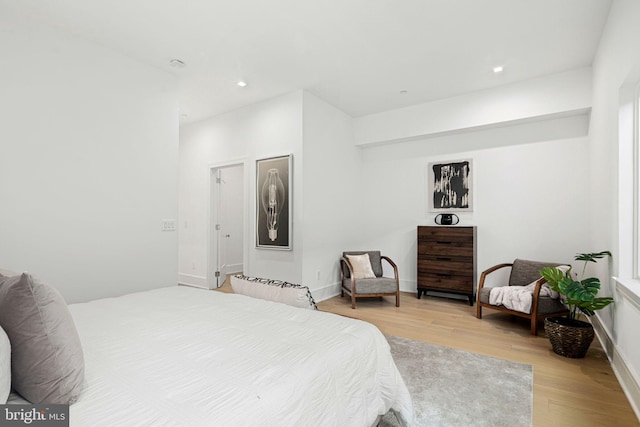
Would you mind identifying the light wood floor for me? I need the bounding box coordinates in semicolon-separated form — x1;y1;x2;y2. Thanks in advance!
218;277;639;426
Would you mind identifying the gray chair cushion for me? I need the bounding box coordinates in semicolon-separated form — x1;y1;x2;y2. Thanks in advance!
508;259;565;286
479;287;568;314
343;251;383;278
344;277;397;294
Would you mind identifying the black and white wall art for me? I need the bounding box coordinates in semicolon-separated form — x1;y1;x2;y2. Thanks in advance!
428;159;473;212
256;154;292;250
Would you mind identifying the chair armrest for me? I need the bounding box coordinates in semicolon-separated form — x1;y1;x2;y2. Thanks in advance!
477;263;513;292
381;256;399;283
340;257;354;280
531;277;547;297
529;277;548;316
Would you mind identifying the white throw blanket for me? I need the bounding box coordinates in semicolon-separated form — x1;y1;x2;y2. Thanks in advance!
489;266;569;314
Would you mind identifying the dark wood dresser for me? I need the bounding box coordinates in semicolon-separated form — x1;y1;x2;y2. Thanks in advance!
417;226;477;305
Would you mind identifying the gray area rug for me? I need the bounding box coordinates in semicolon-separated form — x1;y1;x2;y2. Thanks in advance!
380;335;532;427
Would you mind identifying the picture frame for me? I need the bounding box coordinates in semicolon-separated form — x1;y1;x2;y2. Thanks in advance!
256;154;292;250
428;159;473;212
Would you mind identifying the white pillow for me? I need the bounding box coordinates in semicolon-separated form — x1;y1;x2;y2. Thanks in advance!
346;254;376;279
230;275;317;310
0;325;10;404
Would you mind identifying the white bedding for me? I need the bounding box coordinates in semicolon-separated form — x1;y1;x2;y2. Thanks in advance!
32;286;412;426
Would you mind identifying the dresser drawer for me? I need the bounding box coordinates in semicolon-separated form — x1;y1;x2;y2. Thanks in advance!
417;274;473;292
418;257;474;276
418;242;474;258
417;226;474;242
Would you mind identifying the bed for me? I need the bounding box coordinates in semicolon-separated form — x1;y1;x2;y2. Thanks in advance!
3;282;413;426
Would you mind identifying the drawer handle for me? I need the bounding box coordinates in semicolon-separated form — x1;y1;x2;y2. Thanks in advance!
436;241;452;244
436;257;451;261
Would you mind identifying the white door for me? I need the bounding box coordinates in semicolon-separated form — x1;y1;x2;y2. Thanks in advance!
212;164;244;287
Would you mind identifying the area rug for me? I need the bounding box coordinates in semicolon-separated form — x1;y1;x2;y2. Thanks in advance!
380;335;532;427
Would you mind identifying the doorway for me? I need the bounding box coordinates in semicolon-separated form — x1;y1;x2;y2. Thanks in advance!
210;163;244;288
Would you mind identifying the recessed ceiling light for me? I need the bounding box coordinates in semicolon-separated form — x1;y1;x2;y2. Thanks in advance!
237;81;248;87
169;59;186;68
399;90;408;95
493;66;504;73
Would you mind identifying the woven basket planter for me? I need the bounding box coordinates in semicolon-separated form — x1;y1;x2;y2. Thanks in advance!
544;317;595;359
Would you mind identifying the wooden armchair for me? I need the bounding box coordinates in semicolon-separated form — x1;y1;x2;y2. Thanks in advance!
476;259;569;335
340;251;400;309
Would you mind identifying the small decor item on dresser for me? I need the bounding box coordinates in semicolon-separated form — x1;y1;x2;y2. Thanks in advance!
434;213;459;225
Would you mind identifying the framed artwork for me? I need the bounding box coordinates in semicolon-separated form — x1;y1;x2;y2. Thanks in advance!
256;154;292;250
428;159;473;212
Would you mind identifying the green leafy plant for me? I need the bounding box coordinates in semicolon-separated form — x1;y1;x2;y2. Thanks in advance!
540;251;614;320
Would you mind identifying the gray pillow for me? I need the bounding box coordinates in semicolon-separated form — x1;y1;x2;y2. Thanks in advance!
0;273;84;404
0;269;18;278
0;325;9;404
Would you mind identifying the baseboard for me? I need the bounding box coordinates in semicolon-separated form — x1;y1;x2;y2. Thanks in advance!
591;314;640;421
313;279;417;302
178;273;210;289
312;282;341;302
399;279;417;294
223;263;243;276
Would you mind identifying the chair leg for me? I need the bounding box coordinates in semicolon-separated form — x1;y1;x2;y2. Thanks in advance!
531;319;538;336
395;292;400;307
341;288;344;297
351;294;356;309
476;304;482;319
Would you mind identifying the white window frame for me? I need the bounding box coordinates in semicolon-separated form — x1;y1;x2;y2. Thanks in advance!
634;83;640;279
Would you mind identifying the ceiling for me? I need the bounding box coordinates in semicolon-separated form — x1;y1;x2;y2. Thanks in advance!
3;0;612;124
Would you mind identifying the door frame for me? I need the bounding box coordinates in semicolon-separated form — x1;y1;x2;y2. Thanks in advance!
208;158;249;289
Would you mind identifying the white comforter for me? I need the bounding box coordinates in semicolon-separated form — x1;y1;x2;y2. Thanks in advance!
61;286;413;427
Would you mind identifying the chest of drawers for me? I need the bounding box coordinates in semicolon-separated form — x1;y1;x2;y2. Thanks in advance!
417;226;476;305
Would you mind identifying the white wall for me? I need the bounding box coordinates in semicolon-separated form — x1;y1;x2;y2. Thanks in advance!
588;0;640;417
178;91;304;287
356;115;591;293
300;92;361;299
0;16;179;303
179;91;364;298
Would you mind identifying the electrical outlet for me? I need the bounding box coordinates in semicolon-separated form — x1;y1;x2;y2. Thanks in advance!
162;219;177;231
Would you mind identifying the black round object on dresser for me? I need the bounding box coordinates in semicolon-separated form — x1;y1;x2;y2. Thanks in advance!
434;213;459;225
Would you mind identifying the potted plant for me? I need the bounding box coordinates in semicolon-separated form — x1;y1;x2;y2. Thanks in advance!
539;251;614;358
